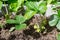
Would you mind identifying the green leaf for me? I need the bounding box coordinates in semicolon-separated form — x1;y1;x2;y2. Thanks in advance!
51;0;57;4
24;10;36;20
9;0;24;11
49;14;58;26
25;1;39;11
56;2;60;7
15;15;26;24
57;33;60;40
0;1;2;9
25;1;47;13
9;3;18;11
57;9;60;17
15;24;26;30
56;20;60;30
6;19;16;24
47;0;52;4
38;1;47;13
47;0;57;4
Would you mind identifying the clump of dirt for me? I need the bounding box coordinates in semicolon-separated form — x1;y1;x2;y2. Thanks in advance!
0;27;57;40
0;29;10;40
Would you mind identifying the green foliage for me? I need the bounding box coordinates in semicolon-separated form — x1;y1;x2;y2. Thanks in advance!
8;0;17;3
6;10;36;30
38;1;47;13
15;24;26;30
8;0;24;11
0;1;2;9
57;9;60;17
7;15;26;24
51;0;57;4
49;14;58;26
47;0;52;4
0;0;47;31
25;1;39;11
24;10;36;20
15;15;26;24
47;0;57;4
48;2;60;40
56;20;60;30
0;0;58;33
57;33;60;40
6;15;26;30
6;19;16;24
25;1;47;14
49;9;60;30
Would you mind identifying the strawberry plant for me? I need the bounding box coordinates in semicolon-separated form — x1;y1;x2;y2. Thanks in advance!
0;0;48;32
25;1;47;14
48;2;60;40
7;0;47;31
49;8;60;30
6;15;26;30
6;10;36;31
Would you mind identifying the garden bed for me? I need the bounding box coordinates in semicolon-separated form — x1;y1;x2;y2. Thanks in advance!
0;0;60;40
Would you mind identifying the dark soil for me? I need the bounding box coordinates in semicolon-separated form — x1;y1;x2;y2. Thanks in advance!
0;14;58;40
0;27;57;40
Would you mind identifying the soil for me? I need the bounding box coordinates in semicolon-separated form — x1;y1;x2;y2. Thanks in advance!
0;27;58;40
0;14;58;40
